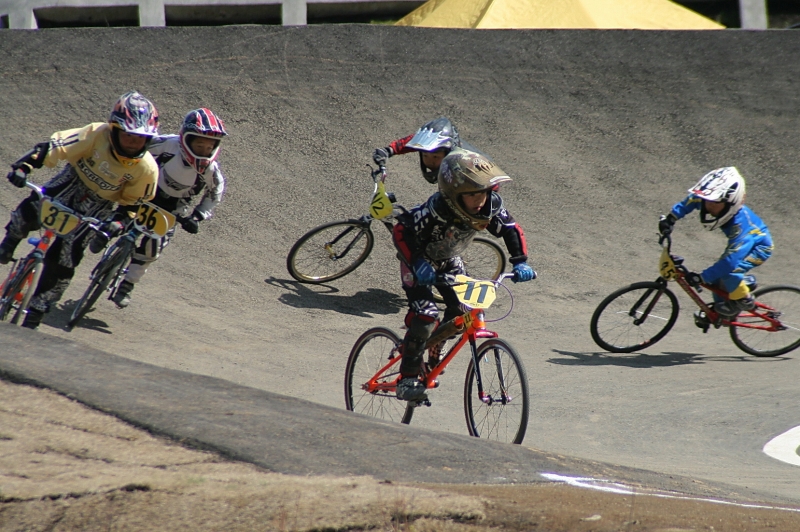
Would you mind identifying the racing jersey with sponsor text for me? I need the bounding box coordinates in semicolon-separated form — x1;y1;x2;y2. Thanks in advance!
394;192;528;265
147;135;225;220
670;197;772;283
43;122;158;206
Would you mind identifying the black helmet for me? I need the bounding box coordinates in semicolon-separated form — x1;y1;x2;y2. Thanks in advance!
407;117;461;183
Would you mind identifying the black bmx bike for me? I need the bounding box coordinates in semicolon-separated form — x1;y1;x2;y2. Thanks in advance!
67;202;175;330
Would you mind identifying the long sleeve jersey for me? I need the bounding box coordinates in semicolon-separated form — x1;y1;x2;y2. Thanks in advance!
670;197;772;283
44;123;158;205
147;135;225;220
393;192;528;266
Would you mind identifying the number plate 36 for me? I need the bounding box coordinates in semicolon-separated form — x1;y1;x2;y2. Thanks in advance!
134;203;176;238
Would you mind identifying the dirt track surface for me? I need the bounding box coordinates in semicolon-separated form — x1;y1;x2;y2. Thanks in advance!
2;25;800;529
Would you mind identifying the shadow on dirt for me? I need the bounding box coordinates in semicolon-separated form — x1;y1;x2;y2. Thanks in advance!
44;302;114;335
265;276;405;317
545;349;788;368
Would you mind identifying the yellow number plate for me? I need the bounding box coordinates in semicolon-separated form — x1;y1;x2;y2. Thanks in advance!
452;274;497;309
134;203;176;238
369;182;393;220
39;199;81;236
659;247;678;280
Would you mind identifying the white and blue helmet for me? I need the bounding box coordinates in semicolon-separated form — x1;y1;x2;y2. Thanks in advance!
689;167;746;230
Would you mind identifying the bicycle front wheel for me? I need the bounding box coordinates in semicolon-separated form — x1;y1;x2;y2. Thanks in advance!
344;327;414;425
11;260;43;325
67;243;129;330
464;339;529;445
287;220;374;284
730;285;800;357
0;258;38;324
590;281;679;353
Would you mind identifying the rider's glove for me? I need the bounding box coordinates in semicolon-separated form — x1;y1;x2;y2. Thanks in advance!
178;215;199;234
89;220;124;254
6;142;50;188
659;213;677;236
412;258;436;286
512;262;536;283
372;147;393;168
685;271;704;288
6;165;30;188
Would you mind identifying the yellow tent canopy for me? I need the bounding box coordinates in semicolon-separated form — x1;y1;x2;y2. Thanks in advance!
395;0;725;30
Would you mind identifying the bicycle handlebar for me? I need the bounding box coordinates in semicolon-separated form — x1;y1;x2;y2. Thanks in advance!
24;181;103;228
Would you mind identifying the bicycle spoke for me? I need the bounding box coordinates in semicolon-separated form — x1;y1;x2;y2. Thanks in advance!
730;285;800;357
345;328;413;424
464;339;529;444
590;282;679;353
288;221;373;283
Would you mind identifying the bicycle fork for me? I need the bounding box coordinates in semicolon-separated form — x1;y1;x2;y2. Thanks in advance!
325;222;370;261
630;280;668;326
469;338;513;406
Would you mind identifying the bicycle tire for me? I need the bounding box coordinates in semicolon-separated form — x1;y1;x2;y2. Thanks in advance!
433;237;507;303
465;237;507;280
344;327;414;425
0;258;37;323
590;281;679;353
729;285;800;357
287;220;374;284
67;242;130;330
464;339;530;445
11;260;43;325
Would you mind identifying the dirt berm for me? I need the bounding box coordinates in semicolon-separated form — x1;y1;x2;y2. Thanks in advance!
1;25;800;530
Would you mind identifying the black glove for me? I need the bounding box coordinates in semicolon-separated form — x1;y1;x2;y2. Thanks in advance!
7;142;50;188
89;220;124;254
179;215;199;234
685;271;704;288
6;164;30;188
372;147;392;167
659;213;677;236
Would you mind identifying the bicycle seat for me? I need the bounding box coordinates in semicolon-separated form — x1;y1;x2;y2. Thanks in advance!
670;254;685;266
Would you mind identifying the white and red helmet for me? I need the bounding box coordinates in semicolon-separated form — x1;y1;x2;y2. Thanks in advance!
180;108;227;174
689;167;746;230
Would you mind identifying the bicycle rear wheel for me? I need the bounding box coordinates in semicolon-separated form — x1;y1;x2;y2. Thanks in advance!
344;327;414;425
464;237;506;280
287;220;374;283
730;285;800;357
590;281;679;353
464;339;529;444
67;243;129;330
433;237;507;303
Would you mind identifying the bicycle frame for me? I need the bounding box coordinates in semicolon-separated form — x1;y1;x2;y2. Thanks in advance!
657;234;784;333
362;273;515;401
0;182;100;324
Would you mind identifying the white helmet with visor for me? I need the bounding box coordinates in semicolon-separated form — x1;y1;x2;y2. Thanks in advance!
689;167;746;230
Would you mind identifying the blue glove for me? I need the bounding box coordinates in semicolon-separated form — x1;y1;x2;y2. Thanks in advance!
413;258;436;286
512;262;536;283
